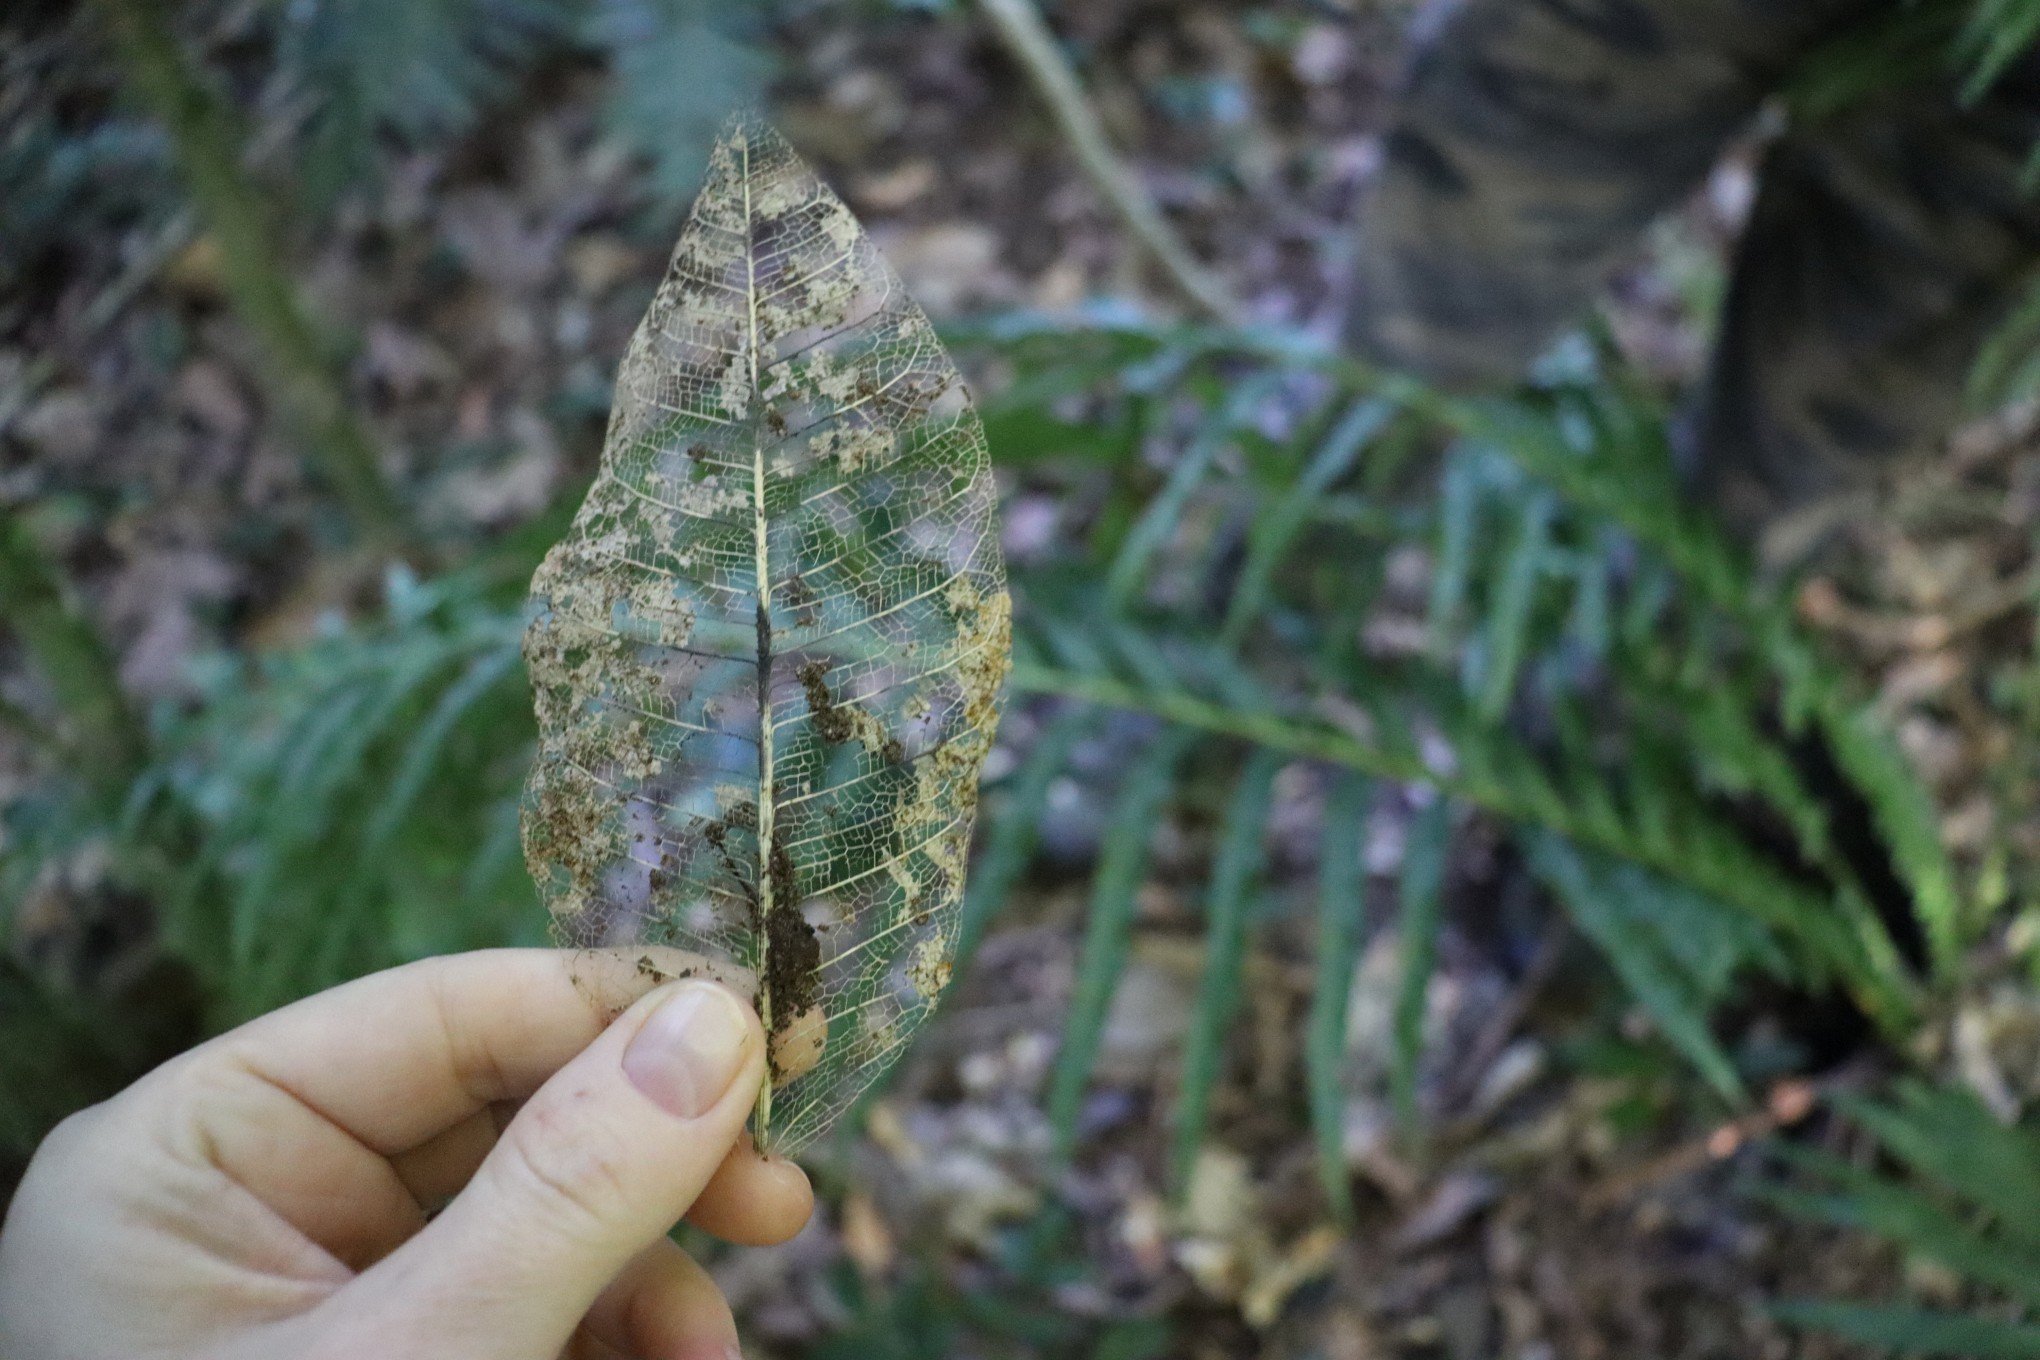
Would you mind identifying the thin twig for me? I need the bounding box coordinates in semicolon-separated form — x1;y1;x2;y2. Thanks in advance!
1577;1064;1871;1213
976;0;1243;324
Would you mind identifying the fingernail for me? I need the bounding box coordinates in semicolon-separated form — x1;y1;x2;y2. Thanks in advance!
622;982;753;1118
672;1342;741;1360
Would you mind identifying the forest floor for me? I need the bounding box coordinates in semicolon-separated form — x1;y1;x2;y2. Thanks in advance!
10;1;2040;1356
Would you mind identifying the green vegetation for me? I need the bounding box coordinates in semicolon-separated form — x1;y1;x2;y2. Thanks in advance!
7;0;2040;1353
1763;1085;2040;1356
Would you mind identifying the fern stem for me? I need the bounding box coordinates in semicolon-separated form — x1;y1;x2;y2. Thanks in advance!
1009;659;1916;1031
97;0;413;550
1390;796;1451;1134
976;0;1242;324
1046;728;1195;1159
1218;332;1959;984
1308;774;1369;1221
1426;393;1964;980
1170;747;1280;1192
0;510;148;792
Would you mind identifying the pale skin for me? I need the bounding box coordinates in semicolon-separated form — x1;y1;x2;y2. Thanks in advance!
0;948;823;1360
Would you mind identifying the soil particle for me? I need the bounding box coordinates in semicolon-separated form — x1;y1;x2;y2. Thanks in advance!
798;658;856;744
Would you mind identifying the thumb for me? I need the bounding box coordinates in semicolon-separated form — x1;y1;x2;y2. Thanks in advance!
349;978;765;1357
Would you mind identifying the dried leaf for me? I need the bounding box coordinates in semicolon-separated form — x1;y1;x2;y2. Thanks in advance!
520;114;1010;1153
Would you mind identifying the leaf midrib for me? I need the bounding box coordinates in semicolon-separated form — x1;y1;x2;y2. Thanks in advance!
742;130;781;1141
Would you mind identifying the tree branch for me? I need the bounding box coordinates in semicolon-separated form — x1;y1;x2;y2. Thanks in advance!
976;0;1243;324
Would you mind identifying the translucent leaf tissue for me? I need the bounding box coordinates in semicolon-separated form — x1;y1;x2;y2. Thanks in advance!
519;114;1011;1154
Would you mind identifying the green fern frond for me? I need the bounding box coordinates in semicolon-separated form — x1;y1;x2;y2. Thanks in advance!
1222;397;1396;647
1838;1083;2040;1251
1772;1300;2040;1359
1046;728;1196;1160
1306;774;1370;1219
1767;1143;2040;1310
1525;832;1777;1102
586;0;776;202
1106;370;1287;612
1969;272;2040;408
1472;485;1557;720
1781;1;1967;122
1006;612;1912;1032
1171;747;1282;1190
1769;1083;2040;1354
1960;0;2040;101
273;0;574;202
1425;442;1483;652
0;113;170;285
1136;324;1960;985
1446;382;1964;976
152;570;538;1020
953;707;1094;974
1389;796;1451;1132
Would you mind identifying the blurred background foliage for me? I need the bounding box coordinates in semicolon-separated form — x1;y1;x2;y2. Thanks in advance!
8;0;2040;1355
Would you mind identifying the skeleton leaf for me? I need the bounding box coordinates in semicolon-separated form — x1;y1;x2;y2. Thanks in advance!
520;115;1011;1154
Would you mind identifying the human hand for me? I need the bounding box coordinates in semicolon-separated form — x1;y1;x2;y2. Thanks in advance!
0;948;815;1360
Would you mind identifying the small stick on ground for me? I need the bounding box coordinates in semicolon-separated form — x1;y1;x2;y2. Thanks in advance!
1578;1066;1868;1213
